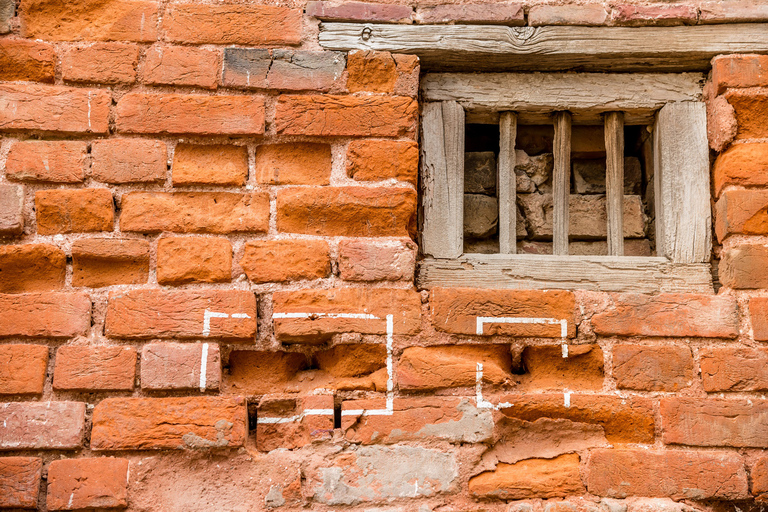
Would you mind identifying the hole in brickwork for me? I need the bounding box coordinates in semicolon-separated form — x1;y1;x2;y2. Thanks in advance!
247;400;258;435
333;402;342;429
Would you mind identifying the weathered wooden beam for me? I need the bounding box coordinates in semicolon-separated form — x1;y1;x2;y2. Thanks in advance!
498;111;517;254
605;112;624;257
553;111;571;256
319;23;768;72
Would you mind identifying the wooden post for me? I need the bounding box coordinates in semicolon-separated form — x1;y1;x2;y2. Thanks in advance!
605;111;624;256
553;111;572;256
499;111;517;254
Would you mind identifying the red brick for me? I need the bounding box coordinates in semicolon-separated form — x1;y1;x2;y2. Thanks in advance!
346;139;418;185
141;342;220;391
0;184;24;236
35;188;114;235
750;297;768;341
120;192;269;234
430;288;577;338
661;397;768;447
586;449;748;500
706;92;737;152
224;351;307;395
0;38;54;82
0;344;48;395
144;46;219;89
116;92;265;135
720;244;768;289
257;395;334;451
61;43;139;84
275;95;418;137
716;189;768;241
91;138;167;183
0;243;65;293
72;238;149;287
6;140;86;182
470;454;584;500
416;3;524;25
163;3;301;45
277;187;416;237
53;346;136;391
254;143;331;186
712;54;768;95
726;88;768;140
240;240;330;283
346;51;399;93
91;397;246;450
338;239;416;282
754;457;768;498
0;84;110;133
157;236;232;285
172;144;247;186
0;401;85;449
528;4;608;26
20;0;158;41
498;394;655;444
0;457;41;508
0;292;91;338
521;344;604;391
610;4;697;26
273;287;421;342
713;143;768;197
701;347;768;391
105;289;256;340
305;1;412;22
613;345;694;391
315;344;387;389
47;458;128;511
592;293;739;338
222;49;346;92
700;1;768;23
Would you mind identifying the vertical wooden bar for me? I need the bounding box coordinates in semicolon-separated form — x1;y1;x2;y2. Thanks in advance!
553;111;572;256
605;111;624;256
498;111;517;254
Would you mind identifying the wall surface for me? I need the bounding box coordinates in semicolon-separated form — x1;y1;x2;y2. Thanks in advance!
1;0;768;511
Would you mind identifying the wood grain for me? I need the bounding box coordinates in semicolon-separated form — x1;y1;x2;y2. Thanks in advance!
553;111;571;256
605;112;624;257
498;111;517;254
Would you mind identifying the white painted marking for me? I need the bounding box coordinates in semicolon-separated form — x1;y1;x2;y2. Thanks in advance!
202;309;251;336
476;316;568;339
257;408;335;424
87;92;92;131
564;391;572;408
273;312;379;320
199;343;209;392
231;313;251;319
562;343;568;358
475;362;512;410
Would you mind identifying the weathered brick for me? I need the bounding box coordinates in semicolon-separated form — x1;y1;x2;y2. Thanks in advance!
0;184;24;235
257;395;334;451
72;238;149;287
47;458;129;511
725;88;768;139
35;188;114;234
613;345;694;392
0;401;85;449
277;187;416;237
416;3;524;24
346;139;418;185
273;287;421;342
91;138;167;183
6;140;87;182
430;288;577;338
0;244;66;293
661;398;768;447
520;344;603;391
220;48;270;89
61;43;139;84
338;239;416;282
398;344;513;391
0;292;91;338
0;457;41;508
754;457;768;498
254;143;332;185
716;189;768;240
91;397;246;450
172;144;247;186
0;344;47;395
20;0;158;41
0;0;13;33
116;92;265;135
713;142;768;197
157;236;232;284
315;343;387;391
592;293;739;338
141;342;220;391
275;95;418;137
0;39;55;82
712;54;768;95
706;92;737;152
701;347;768;391
224;351;307;395
163;3;301;45
240;240;330;283
105;289;256;340
53;345;136;391
120;192;269;234
470;454;584;500
0;84;110;133
720;244;768;289
610;4;697;26
223;49;345;91
700;0;768;23
144;46;219;89
750;297;768;341
528;4;609;26
347;50;399;93
586;449;748;500
305;1;412;22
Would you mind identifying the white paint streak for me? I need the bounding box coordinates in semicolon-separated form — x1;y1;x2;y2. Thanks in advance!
202;309;251;336
199;343;209;392
562;343;568;358
475;316;568;339
564;391;572;408
475;362;512;410
87;92;92;131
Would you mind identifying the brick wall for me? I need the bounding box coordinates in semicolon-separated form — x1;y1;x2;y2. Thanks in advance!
1;0;768;510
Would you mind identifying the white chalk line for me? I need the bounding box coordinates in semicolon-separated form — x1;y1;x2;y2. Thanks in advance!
199;343;209;392
202;309;252;337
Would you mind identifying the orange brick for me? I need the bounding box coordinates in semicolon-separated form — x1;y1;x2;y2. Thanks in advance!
725;88;768;139
157;236;232;284
610;3;697;26
306;1;412;22
346;50;398;93
72;238;149;287
116;92;265;135
61;43;139;84
144;46;219;89
700;347;768;391
120;192;269;234
254;143;331;185
163;3;301;45
0;401;86;449
140;342;220;391
713;142;768;197
613;344;693;391
275;95;418;137
754;457;768;498
0;184;24;236
47;458;129;511
720;244;768;289
712;54;768;95
90;138;167;183
0;243;65;293
521;344;604;391
240;240;330;283
53;345;135;391
470;454;584;500
0;39;55;82
224;351;307;395
0;293;91;338
0;457;42;508
750;297;768;340
346;139;418;185
172;144;247;186
35;188;114;234
338;239;416;282
6;140;87;182
277;187;416;237
0;344;48;395
257;395;334;451
716;189;768;241
661;397;768;447
0;84;110;133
